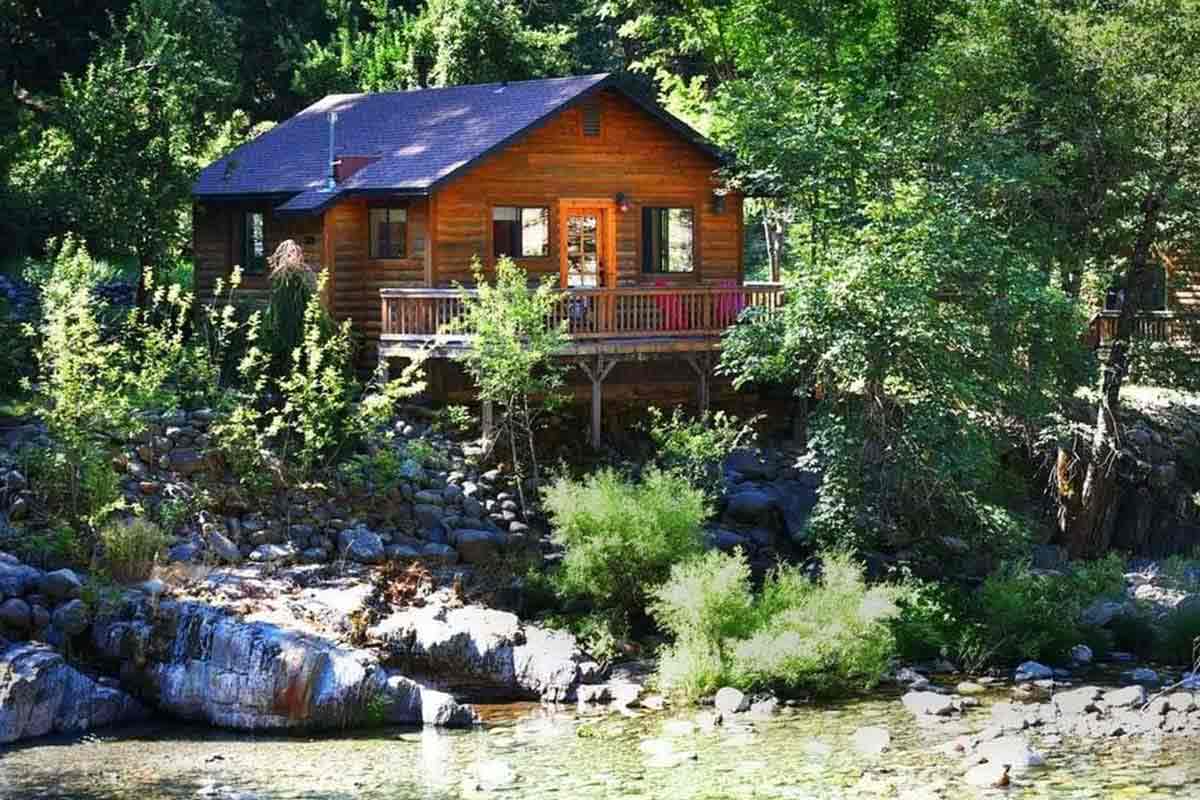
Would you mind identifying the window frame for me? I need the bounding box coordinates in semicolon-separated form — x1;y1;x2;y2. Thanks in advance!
490;204;552;261
640;205;697;275
579;101;602;138
241;210;267;274
368;204;409;260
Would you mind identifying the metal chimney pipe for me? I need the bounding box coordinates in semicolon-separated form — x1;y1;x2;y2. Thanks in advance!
324;111;339;191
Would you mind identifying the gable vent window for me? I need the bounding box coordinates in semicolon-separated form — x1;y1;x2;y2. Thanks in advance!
581;102;601;137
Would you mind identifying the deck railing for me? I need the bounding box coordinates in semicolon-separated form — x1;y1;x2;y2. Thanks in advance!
1089;310;1200;347
380;284;786;340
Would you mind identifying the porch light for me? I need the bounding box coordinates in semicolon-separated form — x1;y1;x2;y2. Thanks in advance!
615;192;630;213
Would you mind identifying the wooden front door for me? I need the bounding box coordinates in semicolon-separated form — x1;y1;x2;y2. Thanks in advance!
559;200;616;288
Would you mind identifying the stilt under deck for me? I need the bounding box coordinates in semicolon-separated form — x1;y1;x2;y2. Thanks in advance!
377;285;784;446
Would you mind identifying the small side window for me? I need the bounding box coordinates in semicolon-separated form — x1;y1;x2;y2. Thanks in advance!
369;207;408;259
641;207;694;273
242;212;266;273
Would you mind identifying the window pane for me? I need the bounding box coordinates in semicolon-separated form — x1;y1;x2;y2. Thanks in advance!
665;209;693;272
244;212;265;273
370;207;407;258
492;207;518;222
520;207;549;257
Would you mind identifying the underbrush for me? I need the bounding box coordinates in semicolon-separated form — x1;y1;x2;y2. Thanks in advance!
98;518;169;583
652;550;900;700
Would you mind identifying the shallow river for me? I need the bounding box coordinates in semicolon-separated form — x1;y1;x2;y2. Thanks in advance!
1;694;1197;799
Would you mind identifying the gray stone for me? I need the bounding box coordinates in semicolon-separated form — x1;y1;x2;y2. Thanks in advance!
749;696;780;716
52;599;89;636
454;529;505;564
1053;686;1103;717
723;489;780;528
894;667;930;690
385;544;421;561
725;449;777;481
901;691;959;717
337;527;385;564
421;543;458;564
209;531;242;564
248;543;294;563
414;490;443;506
0;642;146;743
1106;685;1147;708
714;687;748;715
0;562;42;599
1121;667;1159;686
165;448;206;475
851;725;891;755
168;542;201;563
39;569;82;602
1014;661;1054;682
414;504;444;529
0;598;31;631
1069;644;1093;664
1081;600;1128;628
378;672;477;728
300;547;328;564
975;736;1044;771
965;763;1010;788
30;604;50;631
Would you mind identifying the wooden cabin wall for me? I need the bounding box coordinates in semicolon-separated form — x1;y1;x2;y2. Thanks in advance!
1169;256;1200;313
192;201;321;305
432;89;743;287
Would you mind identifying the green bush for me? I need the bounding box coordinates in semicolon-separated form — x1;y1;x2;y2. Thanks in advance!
544;468;707;626
652;550;900;700
1157;605;1200;666
98;518;169;583
645;406;754;499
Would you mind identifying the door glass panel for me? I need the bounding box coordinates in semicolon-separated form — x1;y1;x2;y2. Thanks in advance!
566;213;600;287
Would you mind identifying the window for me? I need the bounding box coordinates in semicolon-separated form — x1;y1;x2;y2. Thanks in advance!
581;102;601;137
492;206;550;258
641;207;694;273
369;207;407;259
242;212;266;273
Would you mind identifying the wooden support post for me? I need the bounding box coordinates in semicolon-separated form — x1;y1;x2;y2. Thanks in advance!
481;399;494;447
578;355;619;448
684;353;711;415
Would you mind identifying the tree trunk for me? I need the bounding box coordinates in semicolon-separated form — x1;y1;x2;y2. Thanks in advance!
1059;189;1164;558
762;202;788;282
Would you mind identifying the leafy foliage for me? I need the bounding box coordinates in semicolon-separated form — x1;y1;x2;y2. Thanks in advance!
644;406;754;499
98;518;169;583
653;550;901;700
543;468;707;628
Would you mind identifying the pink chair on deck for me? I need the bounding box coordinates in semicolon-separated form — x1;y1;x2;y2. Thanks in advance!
714;279;747;327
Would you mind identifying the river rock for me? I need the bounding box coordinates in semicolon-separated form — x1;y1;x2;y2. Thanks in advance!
723;489;779;528
337;526;385;564
367;602;596;702
1015;661;1054;682
51;599;89;636
1053;686;1103;717
714;687;748;715
0;562;41;599
851;726;891;754
1106;685;1147;708
902;690;959;717
378;672;477;727
0;641;147;743
1081;600;1127;627
975;736;1044;771
1121;667;1160;686
1069;644;1094;664
0;597;32;631
209;532;242;564
39;569;82;602
965;763;1010;788
452;529;505;564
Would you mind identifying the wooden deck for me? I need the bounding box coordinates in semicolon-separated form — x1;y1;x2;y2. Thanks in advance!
1090;310;1200;348
378;283;786;358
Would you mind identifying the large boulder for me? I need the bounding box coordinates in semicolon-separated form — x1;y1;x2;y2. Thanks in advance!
0;642;147;744
723;489;781;529
38;569;82;602
337;526;385;564
91;597;475;731
368;602;597;702
452;529;506;564
0;560;42;599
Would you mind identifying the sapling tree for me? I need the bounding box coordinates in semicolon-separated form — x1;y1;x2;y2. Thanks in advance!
451;257;567;511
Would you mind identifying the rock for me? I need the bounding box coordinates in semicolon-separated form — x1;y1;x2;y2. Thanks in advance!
964;763;1010;788
0;598;31;631
714;687;748;715
377;672;477;727
38;569;83;602
723;489;779;528
420;543;458;564
473;759;516;790
385;544;421;561
0;562;41;599
0;642;147;743
1014;661;1054;682
367;602;594;702
1106;685;1147;708
248;543;293;563
894;666;930;690
208;532;241;564
453;529;505;564
168;542;201;563
1121;667;1159;686
956;681;986;696
851;725;891;755
725;449;777;481
7;496;28;521
1069;644;1093;664
165;448;206;475
902;690;959;717
749;696;779;716
30;604;50;631
1053;686;1103;716
1081;600;1127;628
336;527;385;564
975;736;1044;771
51;599;89;636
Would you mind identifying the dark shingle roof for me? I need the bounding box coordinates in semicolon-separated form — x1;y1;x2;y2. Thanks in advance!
192;74;723;214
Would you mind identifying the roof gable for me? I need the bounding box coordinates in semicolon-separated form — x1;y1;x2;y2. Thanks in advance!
193;74;724;213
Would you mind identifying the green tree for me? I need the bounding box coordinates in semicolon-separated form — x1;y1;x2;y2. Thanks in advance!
452;257;567;510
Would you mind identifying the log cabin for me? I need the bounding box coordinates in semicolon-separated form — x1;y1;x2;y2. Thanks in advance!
1089;251;1200;349
192;73;783;444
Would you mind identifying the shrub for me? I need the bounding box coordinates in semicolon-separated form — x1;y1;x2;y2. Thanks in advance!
1157;605;1200;665
652;550;900;700
645;406;755;499
544;468;707;626
98;518;168;583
